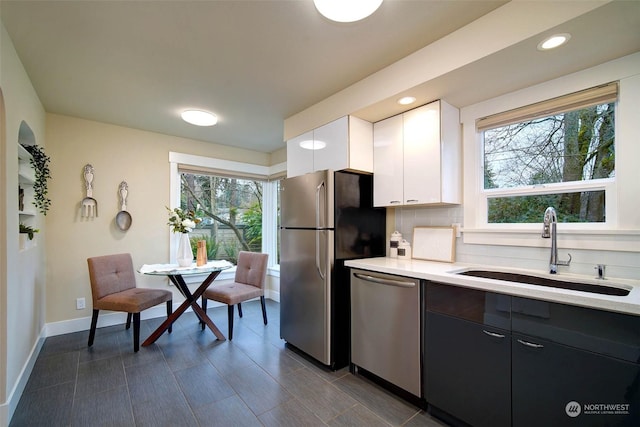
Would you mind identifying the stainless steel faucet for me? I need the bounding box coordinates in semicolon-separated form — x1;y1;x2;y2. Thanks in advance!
542;207;571;274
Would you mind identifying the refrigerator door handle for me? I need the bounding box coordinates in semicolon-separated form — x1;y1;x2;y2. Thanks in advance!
315;180;325;229
315;180;326;280
316;230;325;280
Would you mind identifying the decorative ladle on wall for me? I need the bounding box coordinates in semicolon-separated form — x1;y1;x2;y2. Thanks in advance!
115;181;132;231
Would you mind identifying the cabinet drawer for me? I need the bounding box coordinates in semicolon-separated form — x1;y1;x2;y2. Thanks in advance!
511;297;640;363
426;282;510;330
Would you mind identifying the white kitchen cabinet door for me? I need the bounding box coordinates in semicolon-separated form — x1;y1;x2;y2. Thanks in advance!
287;116;374;178
373;100;461;207
287;130;314;177
403;102;441;204
373;114;404;207
313;116;349;172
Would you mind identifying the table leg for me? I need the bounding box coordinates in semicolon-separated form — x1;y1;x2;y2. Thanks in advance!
142;270;226;346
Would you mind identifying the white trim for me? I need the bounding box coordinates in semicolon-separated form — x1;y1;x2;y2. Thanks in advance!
168;152;286;178
3;329;45;425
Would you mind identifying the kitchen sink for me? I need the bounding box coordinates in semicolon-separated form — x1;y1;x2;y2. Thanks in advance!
455;269;631;296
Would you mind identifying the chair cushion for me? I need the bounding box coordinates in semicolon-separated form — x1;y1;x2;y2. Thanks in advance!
94;288;172;313
87;253;138;300
202;282;264;306
234;251;268;288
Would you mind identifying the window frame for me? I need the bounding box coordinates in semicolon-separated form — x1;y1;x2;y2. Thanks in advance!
461;57;640;252
169;152;285;282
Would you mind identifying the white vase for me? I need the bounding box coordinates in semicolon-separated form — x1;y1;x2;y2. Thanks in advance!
176;233;193;267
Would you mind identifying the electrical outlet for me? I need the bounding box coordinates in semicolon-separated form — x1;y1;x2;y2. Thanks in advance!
76;297;86;310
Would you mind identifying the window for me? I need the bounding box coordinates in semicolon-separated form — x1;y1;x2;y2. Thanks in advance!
478;82;617;225
169;152;284;273
180;172;264;263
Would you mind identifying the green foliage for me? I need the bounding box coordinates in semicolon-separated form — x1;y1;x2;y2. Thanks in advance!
242;202;262;249
221;241;239;265
485;102;614;223
19;223;39;240
189;235;220;260
23;145;51;215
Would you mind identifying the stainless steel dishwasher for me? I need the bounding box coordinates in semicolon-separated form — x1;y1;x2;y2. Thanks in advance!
350;268;421;397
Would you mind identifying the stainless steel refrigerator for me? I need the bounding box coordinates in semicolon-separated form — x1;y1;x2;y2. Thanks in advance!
280;169;385;369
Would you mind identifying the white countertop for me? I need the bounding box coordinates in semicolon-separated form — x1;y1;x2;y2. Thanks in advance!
344;257;640;316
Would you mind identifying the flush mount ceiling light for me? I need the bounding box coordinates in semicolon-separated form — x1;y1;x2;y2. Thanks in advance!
299;140;327;150
314;0;383;23
537;33;571;51
181;110;218;126
397;96;416;105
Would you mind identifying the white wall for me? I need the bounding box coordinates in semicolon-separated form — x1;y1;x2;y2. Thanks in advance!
0;21;48;424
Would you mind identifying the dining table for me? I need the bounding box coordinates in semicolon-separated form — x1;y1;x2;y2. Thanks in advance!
138;260;233;345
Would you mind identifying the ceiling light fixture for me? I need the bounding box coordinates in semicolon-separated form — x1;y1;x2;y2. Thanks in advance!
314;0;383;23
299;140;327;150
397;96;416;105
181;110;218;126
538;33;571;51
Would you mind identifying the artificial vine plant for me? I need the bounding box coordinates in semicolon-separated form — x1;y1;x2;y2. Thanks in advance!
24;144;52;215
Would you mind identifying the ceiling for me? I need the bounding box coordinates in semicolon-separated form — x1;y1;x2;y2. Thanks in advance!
1;1;639;154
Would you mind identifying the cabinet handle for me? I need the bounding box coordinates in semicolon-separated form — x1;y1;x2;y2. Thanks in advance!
389;200;401;204
406;199;419;203
353;272;416;288
517;339;544;349
482;330;505;339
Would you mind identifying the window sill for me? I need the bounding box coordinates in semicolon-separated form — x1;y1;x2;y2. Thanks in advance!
463;228;640;252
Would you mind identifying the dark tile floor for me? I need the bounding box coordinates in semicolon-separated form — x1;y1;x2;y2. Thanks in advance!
10;300;447;427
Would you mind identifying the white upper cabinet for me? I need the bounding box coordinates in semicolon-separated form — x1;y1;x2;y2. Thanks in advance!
373;114;404;206
286;116;373;178
373;100;461;207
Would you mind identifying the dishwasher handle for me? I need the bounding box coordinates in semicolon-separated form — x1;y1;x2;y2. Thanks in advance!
353;272;416;288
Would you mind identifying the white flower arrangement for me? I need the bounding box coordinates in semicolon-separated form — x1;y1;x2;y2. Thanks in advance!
167;207;201;233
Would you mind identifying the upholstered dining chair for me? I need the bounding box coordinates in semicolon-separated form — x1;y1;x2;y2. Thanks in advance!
87;253;173;352
200;251;268;340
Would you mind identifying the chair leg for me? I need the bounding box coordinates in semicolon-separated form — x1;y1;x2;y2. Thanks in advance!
238;302;243;318
88;309;99;347
260;296;268;325
126;313;132;330
227;305;235;340
166;300;173;334
200;297;207;330
133;312;141;352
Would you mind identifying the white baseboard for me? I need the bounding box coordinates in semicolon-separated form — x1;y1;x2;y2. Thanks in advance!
45;294;279;337
2;328;45;426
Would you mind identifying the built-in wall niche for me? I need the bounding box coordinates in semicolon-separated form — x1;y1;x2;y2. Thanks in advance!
18;121;37;251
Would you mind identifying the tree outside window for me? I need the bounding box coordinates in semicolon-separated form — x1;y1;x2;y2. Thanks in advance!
180;173;263;263
483;101;615;224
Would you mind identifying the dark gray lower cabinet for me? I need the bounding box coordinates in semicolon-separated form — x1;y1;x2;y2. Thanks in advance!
425;282;640;427
426;312;511;427
425;282;511;427
512;333;640;427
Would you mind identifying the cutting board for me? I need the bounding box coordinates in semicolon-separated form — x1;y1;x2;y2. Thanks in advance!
412;226;456;262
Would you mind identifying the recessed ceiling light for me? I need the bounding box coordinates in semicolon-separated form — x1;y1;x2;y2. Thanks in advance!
314;0;383;23
299;140;327;150
398;96;416;105
181;110;218;126
538;33;571;51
